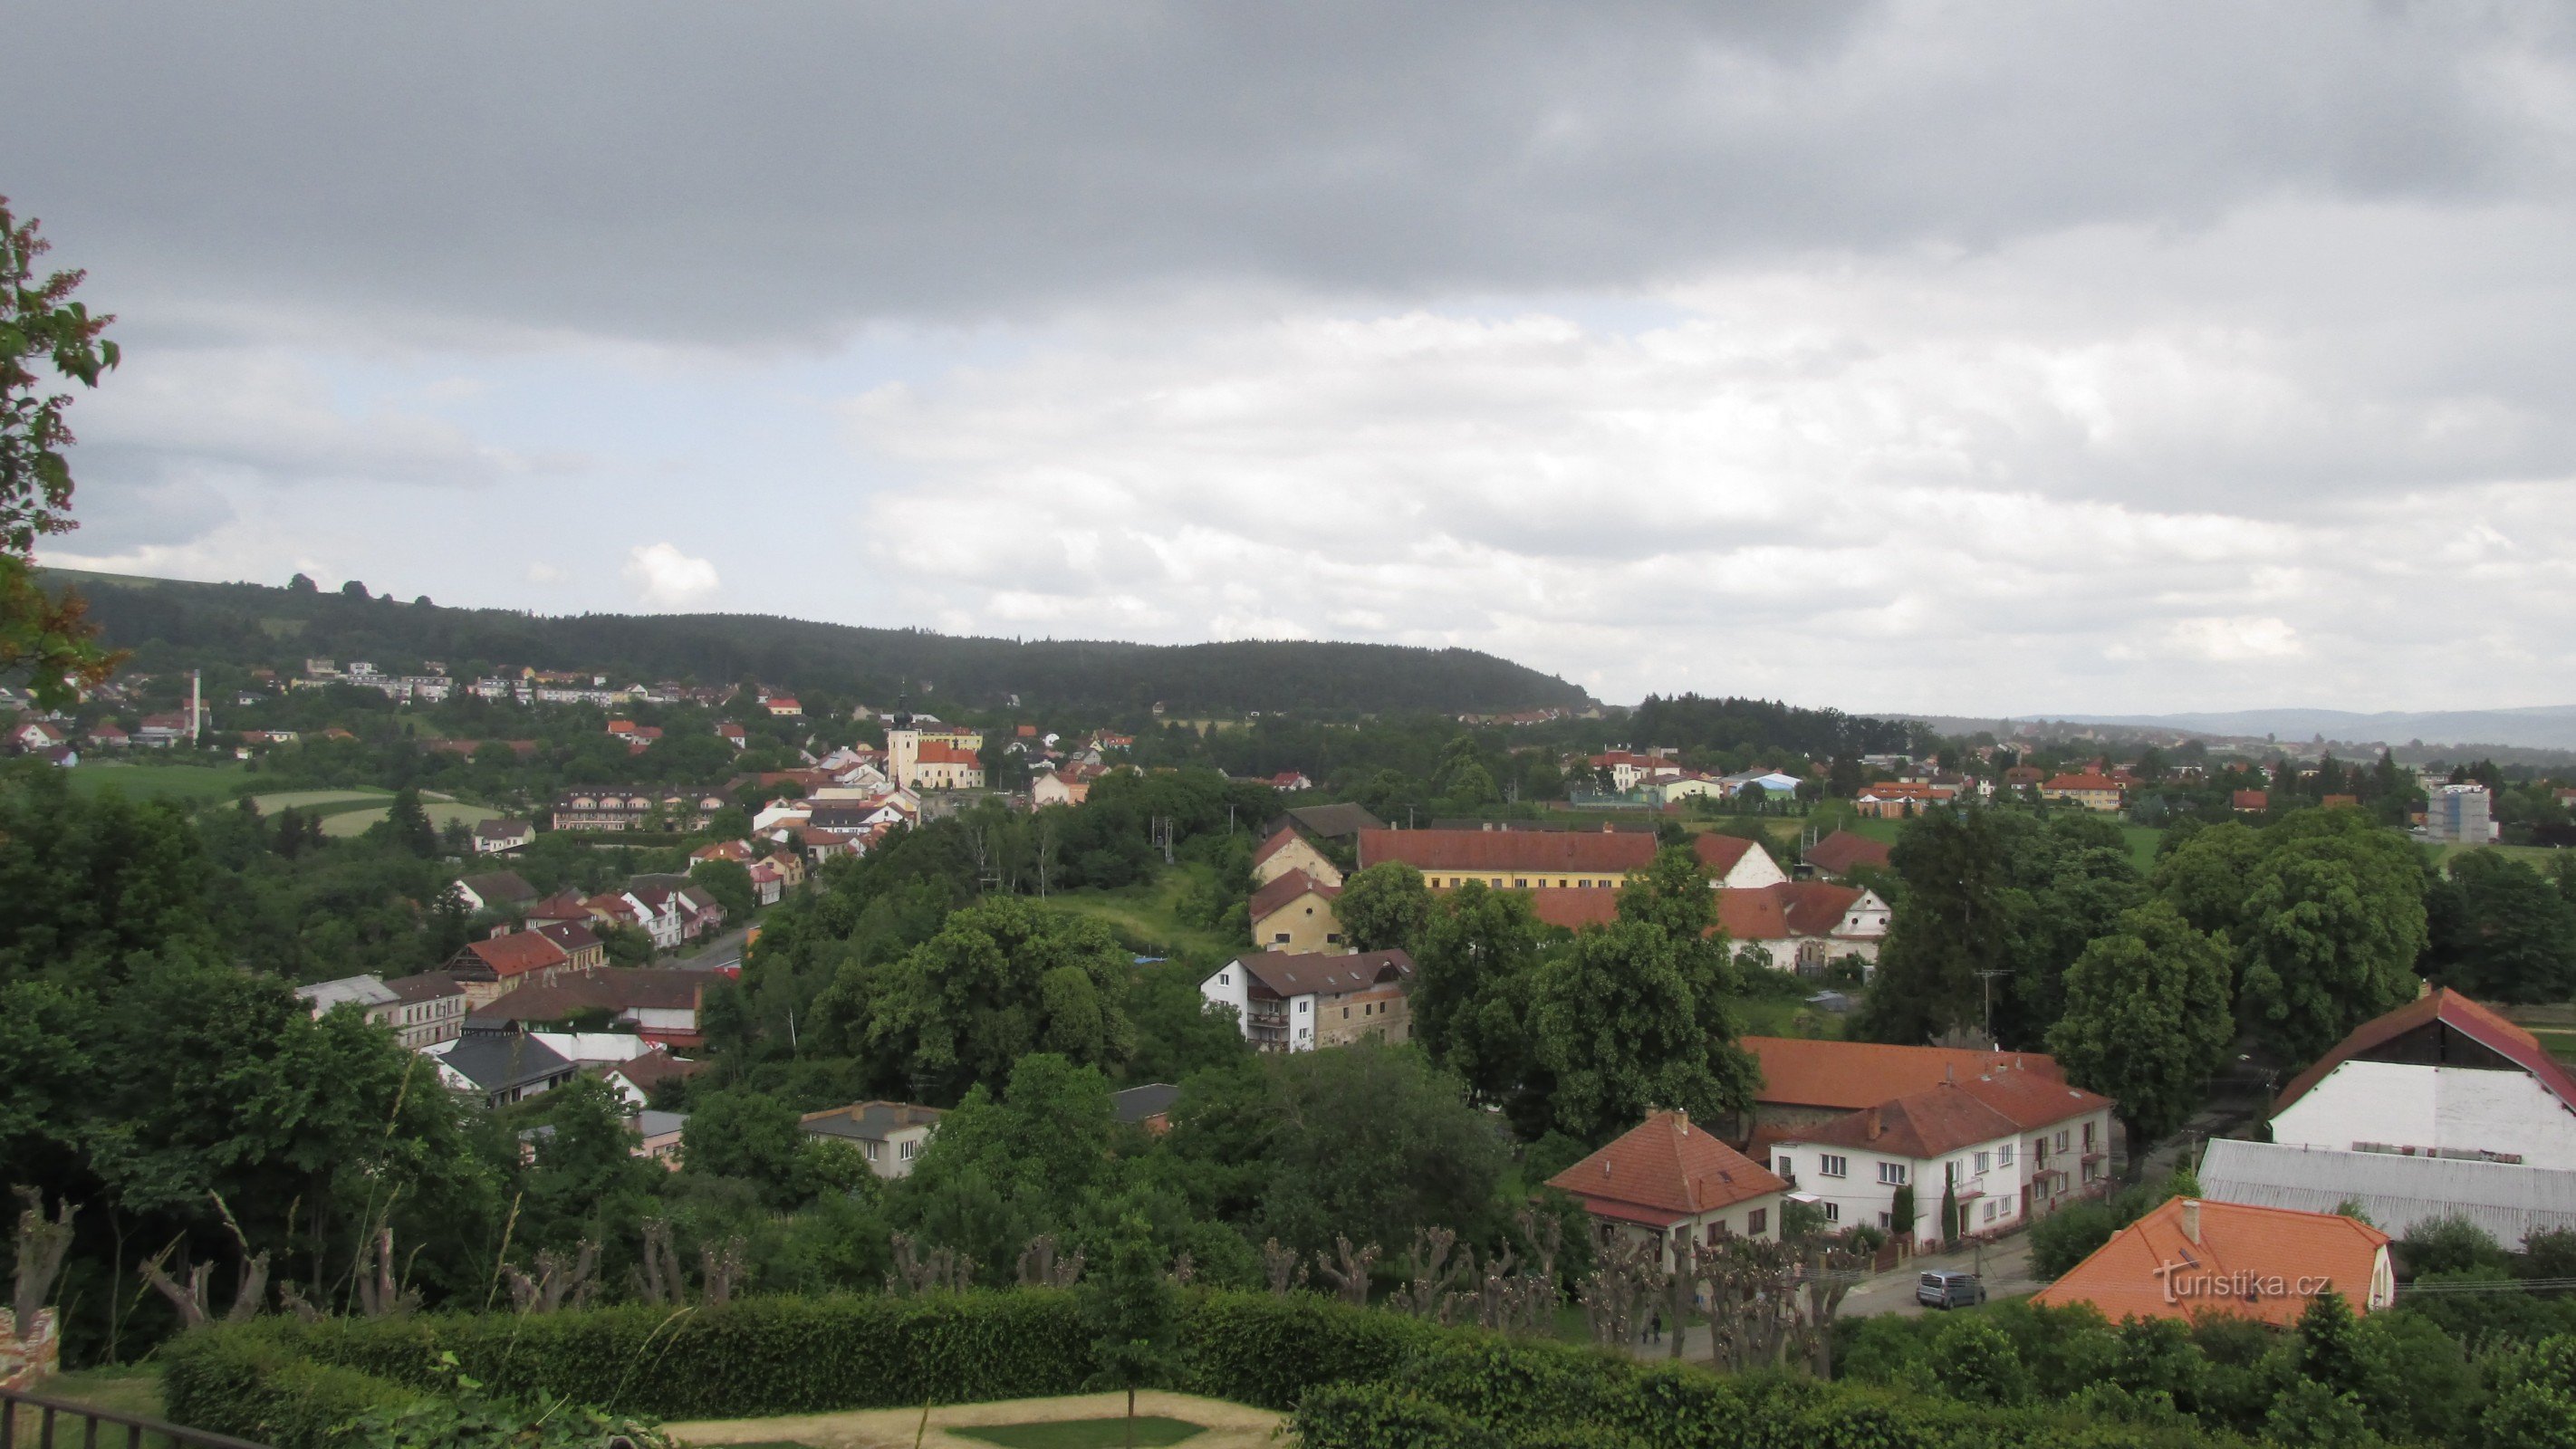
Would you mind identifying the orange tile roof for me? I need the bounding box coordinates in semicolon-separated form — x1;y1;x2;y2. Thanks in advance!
1546;1109;1787;1226
1956;1067;2114;1131
914;741;981;765
2043;773;2125;792
1252;827;1306;866
1525;889;1621;931
1520;881;1865;940
1745;1037;2063;1112
462;932;571;980
1360;829;1752;878
1250;868;1340;922
2032;1198;2390;1326
2273;987;2576;1117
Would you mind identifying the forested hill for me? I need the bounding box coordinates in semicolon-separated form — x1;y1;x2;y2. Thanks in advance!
49;570;1591;716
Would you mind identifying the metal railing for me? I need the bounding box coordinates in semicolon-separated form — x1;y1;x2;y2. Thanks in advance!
1;1385;270;1449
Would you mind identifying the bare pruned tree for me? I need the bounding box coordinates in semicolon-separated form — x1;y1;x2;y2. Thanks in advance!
700;1238;748;1306
351;1224;419;1318
10;1187;78;1330
631;1218;687;1306
503;1242;601;1314
1260;1238;1307;1296
1313;1236;1378;1308
1016;1234;1084;1288
885;1233;974;1295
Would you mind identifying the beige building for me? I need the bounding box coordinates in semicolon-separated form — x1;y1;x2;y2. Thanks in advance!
1546;1110;1789;1269
1252;869;1346;953
1252;826;1343;888
2040;773;2126;812
800;1101;945;1178
1199;949;1412;1052
889;727;986;791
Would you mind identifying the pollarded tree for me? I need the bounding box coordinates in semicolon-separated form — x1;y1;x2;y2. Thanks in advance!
1336;861;1433;954
1530;918;1759;1145
2047;901;2234;1155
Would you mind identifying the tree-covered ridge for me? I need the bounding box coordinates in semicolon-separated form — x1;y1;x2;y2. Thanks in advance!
48;569;1591;715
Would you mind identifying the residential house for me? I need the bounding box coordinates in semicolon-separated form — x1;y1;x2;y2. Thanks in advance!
1032;764;1099;807
747;859;786;906
2270;988;2576;1168
380;972;470;1050
444;932;574;1007
5;720;65;753
84;721;129;750
1770;1067;2114;1243
1588;751;1682;792
2040;772;2126;812
428;1024;580;1108
1520;881;1889;974
1112;1083;1181;1136
1252;826;1345;888
550;788;728;832
2232;790;2270;813
524;1031;653;1067
2199;1138;2576;1252
716;723;747;748
1851;782;1958;819
472;819;535;854
294;974;399;1027
523;890;595;929
451;870;539;915
2032;1198;2393;1326
1359;826;1787;892
473;968;711;1049
136;713;194;747
604;1047;708;1110
800;1101;944;1178
691;840;758;866
532;920;607;972
764;696;803;716
635;1109;688;1167
1252;868;1346;954
1738;1037;2067;1137
1802;829;1890;879
1199;949;1413;1052
2001;764;2045;791
1546;1110;1789;1268
1264;771;1314;792
1265;803;1387;844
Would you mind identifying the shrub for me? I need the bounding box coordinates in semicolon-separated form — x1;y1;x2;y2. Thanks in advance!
160;1327;422;1449
2029;1201;2119;1279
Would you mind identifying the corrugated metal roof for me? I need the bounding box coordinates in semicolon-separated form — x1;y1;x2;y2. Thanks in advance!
2199;1138;2576;1249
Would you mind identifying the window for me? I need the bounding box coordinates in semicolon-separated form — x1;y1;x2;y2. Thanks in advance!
1298;1000;1309;1013
898;1139;917;1161
1823;1202;1840;1223
1820;1154;1849;1178
865;1141;881;1160
1274;933;1291;944
1879;1162;1908;1185
1974;1151;1989;1174
1746;1208;1768;1235
1326;933;1342;944
1877;1211;1892;1229
1217;973;1230;985
1997;1144;2014;1166
1982;1200;1997;1223
2056;1130;2070;1151
1342;1007;1350;1019
1775;1156;1795;1178
2083;1122;2097;1151
1514;878;1528;888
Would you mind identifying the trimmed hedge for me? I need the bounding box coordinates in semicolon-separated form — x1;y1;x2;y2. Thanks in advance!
164;1291;2252;1449
159;1329;423;1449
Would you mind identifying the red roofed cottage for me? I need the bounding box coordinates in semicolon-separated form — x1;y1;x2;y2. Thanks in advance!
1547;1110;1789;1267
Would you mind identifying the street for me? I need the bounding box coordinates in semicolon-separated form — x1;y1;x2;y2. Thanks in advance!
674;925;752;973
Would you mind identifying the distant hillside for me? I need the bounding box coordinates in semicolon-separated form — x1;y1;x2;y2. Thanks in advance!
2033;705;2576;753
48;570;1590;717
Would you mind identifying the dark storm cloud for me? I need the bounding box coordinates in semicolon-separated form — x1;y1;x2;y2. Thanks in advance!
7;2;2566;343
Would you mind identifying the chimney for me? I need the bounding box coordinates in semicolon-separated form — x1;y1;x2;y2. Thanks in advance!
1673;1108;1689;1136
2181;1200;2202;1245
1864;1106;1882;1140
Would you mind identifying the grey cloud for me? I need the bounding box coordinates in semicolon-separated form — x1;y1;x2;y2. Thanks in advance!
6;3;2568;344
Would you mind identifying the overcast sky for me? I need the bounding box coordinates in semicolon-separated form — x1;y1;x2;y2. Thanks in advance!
10;3;2576;713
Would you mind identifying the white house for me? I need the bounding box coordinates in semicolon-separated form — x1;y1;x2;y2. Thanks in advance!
1199;949;1413;1052
1771;1066;2114;1244
2270;989;2576;1169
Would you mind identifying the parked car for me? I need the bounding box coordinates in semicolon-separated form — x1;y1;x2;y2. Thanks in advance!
1917;1270;1986;1310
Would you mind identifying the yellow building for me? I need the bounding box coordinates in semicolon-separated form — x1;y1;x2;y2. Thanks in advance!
1252;869;1346;954
1252;826;1344;888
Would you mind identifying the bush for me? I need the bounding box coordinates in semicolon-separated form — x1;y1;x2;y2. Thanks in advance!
2029;1201;2119;1279
2399;1215;2512;1278
161;1327;423;1449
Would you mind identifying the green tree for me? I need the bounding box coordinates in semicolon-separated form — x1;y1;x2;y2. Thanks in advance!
1335;862;1432;953
1121;961;1252;1086
2423;850;2576;1003
1;198;121;707
826;899;1136;1102
1857;808;2033;1044
1926;1317;2030;1405
1408;881;1549;1120
689;858;758;921
374;787;438;857
2233;812;2427;1063
2484;1334;2576;1449
678;1089;805;1203
1529;918;1758;1144
1079;1211;1181;1447
2048;901;2235;1154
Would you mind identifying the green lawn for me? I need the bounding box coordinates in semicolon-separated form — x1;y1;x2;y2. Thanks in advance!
2431;841;2570;872
950;1416;1205;1449
1044;868;1244;962
322;800;508;839
6;1365;177;1444
2120;824;2165;870
64;760;247;801
247;787;392;811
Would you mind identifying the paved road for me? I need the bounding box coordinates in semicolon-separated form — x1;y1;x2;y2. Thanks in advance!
1841;1231;2039;1319
674;926;752;973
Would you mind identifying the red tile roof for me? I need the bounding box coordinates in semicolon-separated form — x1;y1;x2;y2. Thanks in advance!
1526;889;1621;931
2232;790;2269;811
1802;829;1891;876
460;932;570;980
2044;773;2125;792
1250;868;1340;922
1360;828;1753;878
914;741;981;766
1547;1110;1787;1226
1776;1082;2024;1159
1252;827;1307;866
1519;881;1866;940
2273;988;2576;1117
1745;1037;2062;1112
2032;1198;2390;1326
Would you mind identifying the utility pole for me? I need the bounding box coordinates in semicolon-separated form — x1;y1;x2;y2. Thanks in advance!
1974;969;2011;1050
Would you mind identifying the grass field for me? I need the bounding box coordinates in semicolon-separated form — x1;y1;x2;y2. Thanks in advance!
64;761;247;801
247;787;391;812
322;800;509;838
1044;868;1245;962
2431;841;2571;872
952;1416;1205;1448
1734;986;1847;1040
5;1365;174;1444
